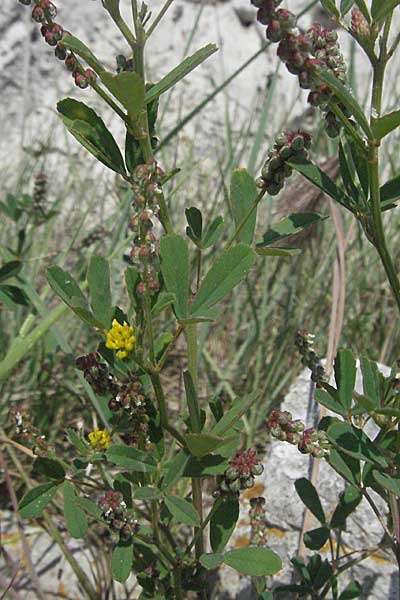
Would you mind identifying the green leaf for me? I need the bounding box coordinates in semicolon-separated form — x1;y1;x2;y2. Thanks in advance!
87;255;112;328
381;173;400;205
34;457;65;481
145;44;218;103
334;348;356;410
61;34;104;74
360;356;380;407
339;581;362;600
186;207;203;243
151;292;176;317
288;157;351;209
315;389;346;416
183;370;202;434
230;168;258;245
317;70;372;138
184;432;235;458
0;261;22;283
125;266;140;310
164;495;200;526
47;265;86;306
258;212;327;247
372;110;400;140
223;547;282;576
63;482;88;538
66;428;88;455
372;471;400;495
57;99;126;175
106;446;157;473
190;244;256;318
134;487;162;500
371;0;400;21
199;553;224;570
210;496;239;552
256;247;301;257
162;450;190;490
102;0;121;18
328;449;361;486
330;485;362;529
303;527;330;550
340;0;354;15
327;421;388;467
202;216;224;249
100;72;145;117
183;453;229;477
0;285;29;307
295;478;325;524
159;234;190;320
74;496;102;518
112;538;133;583
211;395;255;437
19;482;59;518
321;0;340;18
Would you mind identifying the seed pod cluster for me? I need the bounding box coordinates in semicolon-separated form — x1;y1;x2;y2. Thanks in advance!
257;130;311;195
249;497;268;546
294;330;325;385
298;427;330;458
99;491;140;541
129;160;164;295
351;7;370;40
19;0;98;89
76;352;119;396
252;0;348;137
214;449;264;496
9;407;49;456
266;409;305;444
108;380;150;444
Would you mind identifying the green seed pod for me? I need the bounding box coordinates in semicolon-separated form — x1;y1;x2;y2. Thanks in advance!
225;467;239;481
220;480;230;493
313;447;325;459
279;145;292;160
269;155;282;171
275;132;287;147
242;476;255;489
266;182;283;196
291;135;305;152
251;463;264;476
229;479;242;493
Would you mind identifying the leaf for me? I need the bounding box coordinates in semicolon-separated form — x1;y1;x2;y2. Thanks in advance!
134;487;162;500
145;44;218;103
106;446;157;473
112;538;133;583
330;485;362;529
372;109;400;141
360;356;380;407
372;471;400;496
210;496;239;552
295;478;325;524
303;527;330;550
183;453;229;477
159;234;190;320
371;0;400;21
256;247;301;257
328;449;361;486
186;207;203;243
47;265;86;306
199;553;224;570
34;457;65;481
0;261;22;283
190;244;256;318
100;72;145;117
102;0;121;18
202;216;224;248
230;168;258;244
258;212;327;246
334;348;356;410
66;428;88;455
340;0;354;15
61;34;104;74
317;70;372;138
314;389;346;416
339;581;362;600
125;266;140;310
164;495;200;526
211;395;255;437
63;482;88;538
162;450;190;490
183;370;202;434
223;547;282;576
151;292;175;317
288;157;351;209
74;496;102;518
0;285;29;307
381;173;400;205
19;482;59;518
184;432;234;458
87;256;112;328
321;0;340;18
57;98;126;175
327;421;388;467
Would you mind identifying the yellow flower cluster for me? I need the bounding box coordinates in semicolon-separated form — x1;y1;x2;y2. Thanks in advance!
105;318;135;359
88;428;111;450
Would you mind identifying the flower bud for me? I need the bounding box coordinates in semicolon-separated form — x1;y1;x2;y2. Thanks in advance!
32;6;45;22
74;72;89;89
85;68;97;83
266;21;283;43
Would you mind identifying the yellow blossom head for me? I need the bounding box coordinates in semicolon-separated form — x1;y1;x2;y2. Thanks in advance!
105;318;135;359
88;428;111;450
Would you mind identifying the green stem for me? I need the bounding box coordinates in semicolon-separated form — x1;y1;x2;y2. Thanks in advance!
146;0;175;38
150;372;186;446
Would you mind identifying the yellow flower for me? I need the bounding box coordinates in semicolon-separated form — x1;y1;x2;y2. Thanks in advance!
88;428;111;450
105;318;135;359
